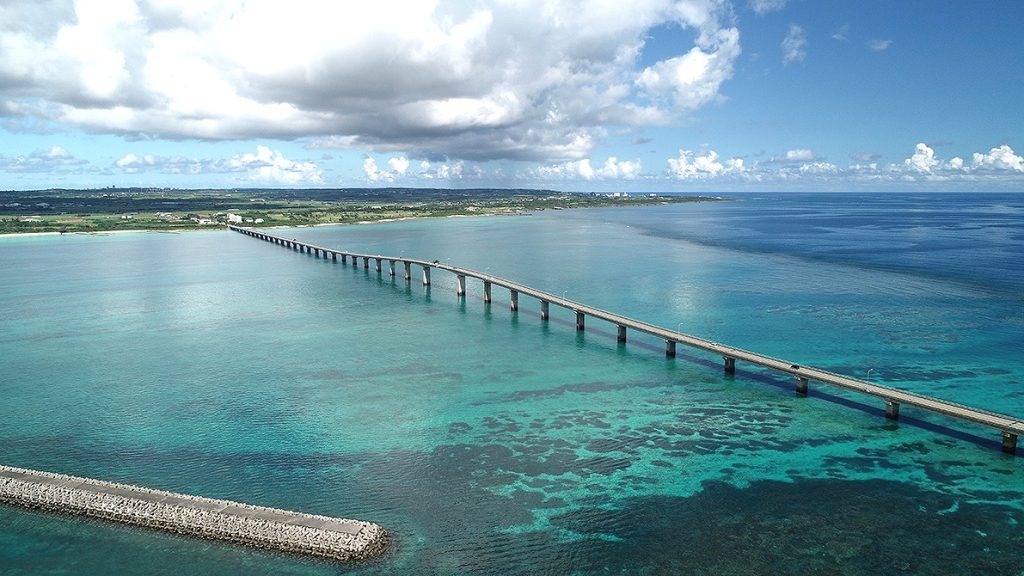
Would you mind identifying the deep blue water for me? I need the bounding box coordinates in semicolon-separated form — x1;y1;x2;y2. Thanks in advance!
0;192;1021;575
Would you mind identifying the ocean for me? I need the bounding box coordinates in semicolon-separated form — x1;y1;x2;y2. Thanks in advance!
0;192;1021;574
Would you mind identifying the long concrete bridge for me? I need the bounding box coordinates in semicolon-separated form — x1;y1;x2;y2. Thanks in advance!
230;225;1023;455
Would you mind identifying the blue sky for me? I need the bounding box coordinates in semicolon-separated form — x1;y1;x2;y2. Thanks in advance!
1;0;1021;191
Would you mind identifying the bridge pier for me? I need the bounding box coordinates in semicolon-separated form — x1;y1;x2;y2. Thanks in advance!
483;281;491;303
341;254;347;264
373;258;380;272
363;257;369;270
795;376;809;395
885;399;900;420
1003;432;1018;455
332;252;337;262
456;275;466;296
617;325;626;343
404;261;411;281
575;311;585;331
540;300;549;320
510;290;519;311
723;356;735;374
665;340;676;357
422;266;431;286
388;260;396;277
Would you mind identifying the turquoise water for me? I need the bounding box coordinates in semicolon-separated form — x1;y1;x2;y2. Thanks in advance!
0;193;1021;574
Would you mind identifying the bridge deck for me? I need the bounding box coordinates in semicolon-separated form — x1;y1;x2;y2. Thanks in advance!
230;226;1024;451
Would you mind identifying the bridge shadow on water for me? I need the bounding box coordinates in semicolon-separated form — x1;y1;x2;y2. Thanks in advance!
342;255;998;454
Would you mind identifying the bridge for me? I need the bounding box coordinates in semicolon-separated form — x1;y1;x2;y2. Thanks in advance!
230;225;1022;455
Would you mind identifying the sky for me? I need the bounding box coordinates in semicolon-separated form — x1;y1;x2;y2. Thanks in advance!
0;0;1022;192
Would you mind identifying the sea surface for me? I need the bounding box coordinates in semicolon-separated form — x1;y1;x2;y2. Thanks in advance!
0;192;1021;575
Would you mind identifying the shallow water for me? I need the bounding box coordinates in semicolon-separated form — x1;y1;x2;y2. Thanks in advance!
0;193;1021;574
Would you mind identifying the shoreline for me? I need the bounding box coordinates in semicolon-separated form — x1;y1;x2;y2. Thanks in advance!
0;207;567;238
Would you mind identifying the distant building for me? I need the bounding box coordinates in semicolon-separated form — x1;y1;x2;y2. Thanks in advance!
226;213;243;224
254;218;264;224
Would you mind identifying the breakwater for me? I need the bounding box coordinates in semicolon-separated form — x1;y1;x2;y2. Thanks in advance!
0;465;388;562
230;225;1023;455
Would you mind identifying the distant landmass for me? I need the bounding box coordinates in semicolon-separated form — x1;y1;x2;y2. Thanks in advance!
0;187;725;235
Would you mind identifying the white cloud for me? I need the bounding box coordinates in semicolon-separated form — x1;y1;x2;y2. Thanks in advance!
532;156;642;180
0;145;89;173
770;148;817;163
867;39;893;52
798;161;838;174
832;25;850;42
387;156;410;176
363;157;391;182
113;145;322;184
782;24;806;65
947;156;964;171
667;148;744;179
0;0;742;163
749;0;787;15
635;27;741;110
229;146;322;184
903;143;939;173
971;145;1024;172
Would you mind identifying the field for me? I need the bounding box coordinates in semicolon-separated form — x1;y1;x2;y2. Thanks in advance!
0;188;723;234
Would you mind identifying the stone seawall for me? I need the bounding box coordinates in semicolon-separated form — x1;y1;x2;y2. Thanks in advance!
0;465;388;562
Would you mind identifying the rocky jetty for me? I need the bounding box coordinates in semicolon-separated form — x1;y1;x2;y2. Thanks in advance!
0;465;388;562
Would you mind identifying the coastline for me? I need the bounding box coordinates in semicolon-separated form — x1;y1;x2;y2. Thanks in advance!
0;206;598;237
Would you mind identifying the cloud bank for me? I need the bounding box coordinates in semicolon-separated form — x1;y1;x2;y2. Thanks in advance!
0;0;741;163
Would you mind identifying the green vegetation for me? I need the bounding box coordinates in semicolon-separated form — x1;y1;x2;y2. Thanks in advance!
0;187;727;235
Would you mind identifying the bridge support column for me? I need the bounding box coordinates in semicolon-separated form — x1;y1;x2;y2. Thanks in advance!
375;258;382;272
795;376;808;395
389;260;396;276
723;356;735;374
332;252;337;262
483;282;491;303
540;300;549;320
404;262;411;281
617;325;627;343
1003;432;1018;455
364;257;370;270
665;340;676;357
422;266;431;286
576;311;585;331
341;254;347;264
510;290;519;311
457;275;466;296
885;399;900;420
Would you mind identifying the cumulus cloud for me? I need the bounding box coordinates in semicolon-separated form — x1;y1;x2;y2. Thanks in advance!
635;27;741;111
0;145;89;173
867;39;893;52
0;0;742;163
903;143;939;173
667;149;744;179
533;156;642;180
782;24;806;65
387;156;410;176
971;145;1024;172
113;145;322;184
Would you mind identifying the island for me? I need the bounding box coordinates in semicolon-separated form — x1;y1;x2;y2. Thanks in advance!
0;187;726;235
